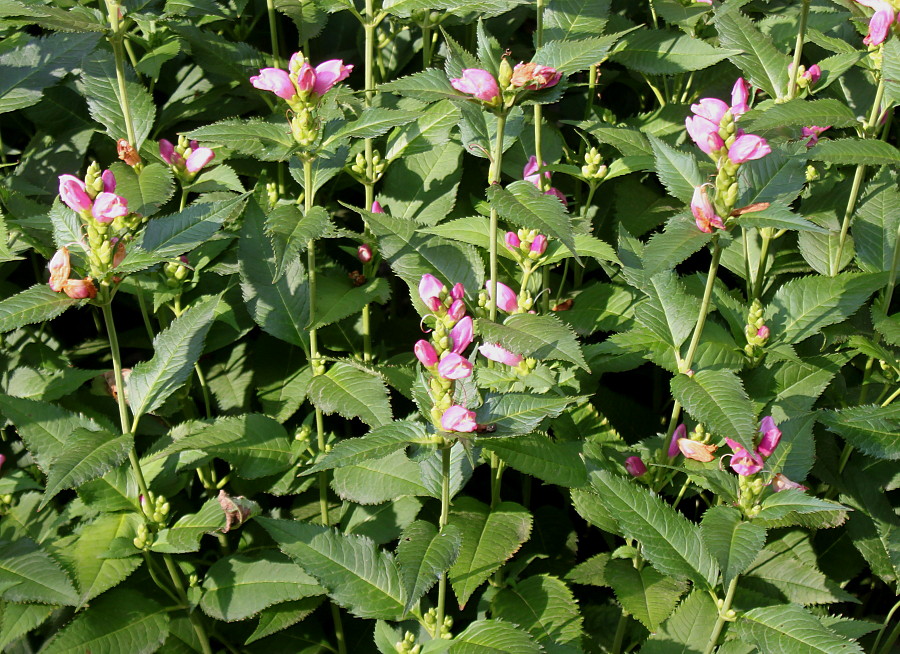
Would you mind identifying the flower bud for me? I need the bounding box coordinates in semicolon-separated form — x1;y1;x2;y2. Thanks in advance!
449;69;500;103
357;244;373;263
530;234;547;256
92;192;129;223
498;57;513;89
678;439;718;462
450;283;465;301
449;316;473;354
669;424;686;457
250;67;297;100
437;352;473;380
371;201;384;213
448;299;466;321
485;280;518;313
478;343;523;366
58;175;92;212
414;340;438;367
624;456;647;477
441;405;477;432
63;277;97;300
48;247;71;292
756;416;781;457
505;231;521;250
185;147;215;173
419;274;445;306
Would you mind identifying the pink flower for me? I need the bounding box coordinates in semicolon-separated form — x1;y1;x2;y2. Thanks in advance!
757;416;781;457
92;192;128;223
101;169;116;193
802;125;830;147
48;247;71;292
250;67;296;100
450;316;473;354
756;325;770;341
311;59;354;96
505;231;521;250
625;456;647;477
450;69;500;102
669;424;686;458
448;299;466;321
63;277;97;300
544;187;567;206
728;133;771;163
731;78;750;117
58;174;92;212
531;234;548;256
685;98;729;154
371;201;383;213
858;0;895;45
441;405;477;432
159;139;178;165
295;62;316;93
451;283;465;300
186;147;215;173
691;186;725;233
478;343;523;366
0;453;5;475
726;439;765;476
678;439;718;462
807;64;821;84
414;340;438;367
694;0;712;4
438;352;473;380
485;280;518;313
419;274;445;306
357;244;373;263
771;473;808;492
523;156;550;187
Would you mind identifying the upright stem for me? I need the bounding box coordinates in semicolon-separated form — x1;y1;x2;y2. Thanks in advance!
882;217;900;310
611;611;629;654
533;0;546;191
584;64;597;119
422;25;433;67
787;0;811;100
265;0;282;69
831;74;886;276
488;112;508;323
361;0;376;363
751;229;772;299
683;237;722;369
106;1;137;148
435;445;452;632
703;576;739;654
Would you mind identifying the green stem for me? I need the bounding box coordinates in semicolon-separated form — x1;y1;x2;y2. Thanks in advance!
179;188;188;211
265;0;282;69
435;445;452;633
584;64;597;119
831;73;885;276
361;0;376;364
751;229;772;299
136;288;155;342
883;215;900;310
683;237;722;370
194;363;212;419
611;611;629;654
422;24;433;68
881;385;900;407
787;0;811;100
872;598;900;654
162;553;213;654
105;1;137;149
488;112;509;323
703;576;739;654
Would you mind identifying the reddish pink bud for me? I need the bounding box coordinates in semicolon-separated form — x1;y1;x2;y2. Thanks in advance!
756;325;770;340
450;283;465;300
450;69;500;102
250;67;296;100
48;247;71;292
510;62;561;89
159;139;176;165
807;64;821;84
707;132;725;152
531;234;548;255
448;299;466;321
625;456;647;477
441;405;477;432
58;174;92;212
728;133;771;164
371;201;383;213
544;187;568;206
485;280;518;313
757;416;781;457
357;244;373;263
669;424;686;458
802;125;830;147
414;339;438;367
190;140;199;151
479;343;523;366
523;155;550;187
505;231;521;250
691;186;725;234
771;473;808;492
426;296;442;312
312;59;354;96
101;169;116;193
0;453;5;475
450;316;473;354
92;192;128;223
296;62;316;93
63;277;97;300
185;147;215;173
113;240;126;268
419;273;445;305
437;352;473;380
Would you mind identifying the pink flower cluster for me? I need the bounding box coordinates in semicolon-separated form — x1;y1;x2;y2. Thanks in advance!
159;139;215;175
450;62;561;104
685;79;769;164
59;172;128;224
505;230;548;257
250;54;353;102
523;156;566;205
725;416;781;476
47;247;97;300
857;0;896;45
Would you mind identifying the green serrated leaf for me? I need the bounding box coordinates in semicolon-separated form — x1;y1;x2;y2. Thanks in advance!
742;99;860;132
642;215;713;276
492;574;583;646
671;369;757;452
310;275;391;330
200;550;323;622
258;517;406;620
127;295;219;420
0;602;55;650
41;430;132;508
818;404;900;460
40;588;169;654
265;204;331;282
477;313;587;370
606;559;687;632
481;433;586;487
635;272;697;349
307;362;392;428
735;604;864;653
186;119;296;161
475;393;580;436
533;32;626;74
0;285;78;334
0;538;78;606
151;497;230;554
700;506;766;587
808;139;900;166
544;0;610;40
323;108;419;146
589;470;720;588
853;183;900;273
640;590;718;654
648;135;704;203
109;162;175;218
397;521;462;612
449;498;533;609
611;29;740;74
449;619;542;654
303;420;428;474
487;181;577;260
332;449;432;504
715;10;790;98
